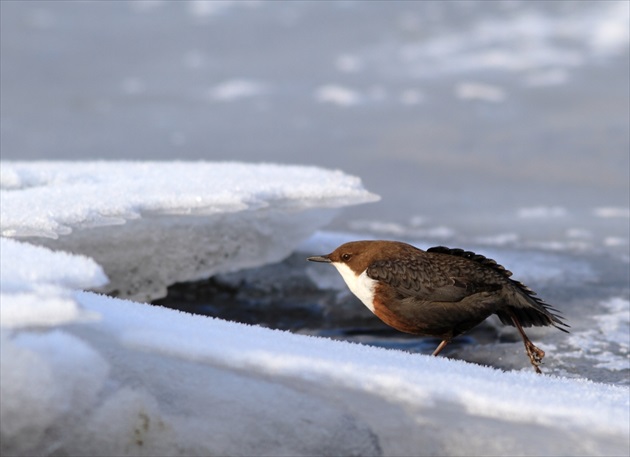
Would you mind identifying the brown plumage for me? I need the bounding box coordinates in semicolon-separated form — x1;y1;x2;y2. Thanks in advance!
308;240;569;373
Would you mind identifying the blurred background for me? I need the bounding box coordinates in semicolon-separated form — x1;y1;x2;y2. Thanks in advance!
2;0;629;249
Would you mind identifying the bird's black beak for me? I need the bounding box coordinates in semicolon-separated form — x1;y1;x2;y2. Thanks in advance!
307;255;331;263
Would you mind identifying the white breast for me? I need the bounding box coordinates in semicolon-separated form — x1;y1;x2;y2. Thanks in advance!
332;262;377;313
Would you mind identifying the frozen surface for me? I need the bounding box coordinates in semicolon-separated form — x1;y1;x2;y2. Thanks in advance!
0;237;107;328
1;161;378;301
0;161;377;238
2;284;629;456
561;297;630;371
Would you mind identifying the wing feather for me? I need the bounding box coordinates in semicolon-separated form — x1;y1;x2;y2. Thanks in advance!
427;246;569;331
366;257;501;303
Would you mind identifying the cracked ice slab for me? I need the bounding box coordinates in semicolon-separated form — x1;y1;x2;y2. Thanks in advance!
0;161;379;300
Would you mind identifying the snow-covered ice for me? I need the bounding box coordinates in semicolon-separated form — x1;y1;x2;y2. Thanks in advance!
1;161;378;301
207;79;267;102
315;84;363;107
562;297;630;372
1;161;628;456
0;238;107;328
454;82;507;103
12;290;628;456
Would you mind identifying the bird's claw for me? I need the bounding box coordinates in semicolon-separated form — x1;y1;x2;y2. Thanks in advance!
525;341;545;374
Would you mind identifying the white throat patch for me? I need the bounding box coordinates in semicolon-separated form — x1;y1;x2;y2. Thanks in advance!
332;262;377;313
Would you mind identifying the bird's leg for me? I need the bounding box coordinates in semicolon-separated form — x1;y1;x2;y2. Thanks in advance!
432;339;450;357
510;315;545;374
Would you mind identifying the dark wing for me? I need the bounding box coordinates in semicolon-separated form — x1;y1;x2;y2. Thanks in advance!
427;246;569;332
366;256;502;303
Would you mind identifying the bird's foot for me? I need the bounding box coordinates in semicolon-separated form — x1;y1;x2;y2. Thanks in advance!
524;340;545;374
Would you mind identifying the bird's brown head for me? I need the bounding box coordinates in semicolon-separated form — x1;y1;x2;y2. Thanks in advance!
307;240;418;275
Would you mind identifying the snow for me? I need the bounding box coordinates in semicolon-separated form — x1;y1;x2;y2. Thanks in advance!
1;161;628;456
1;330;109;456
0;238;107;328
1;161;378;301
207;79;267;102
391;1;629;80
517;206;568;219
315;84;363;107
398;89;424;105
1;161;376;236
562;297;630;372
588;0;630;54
454;82;506;103
524;68;569;87
594;207;630;219
348;219;457;240
335;54;364;73
2;286;629;456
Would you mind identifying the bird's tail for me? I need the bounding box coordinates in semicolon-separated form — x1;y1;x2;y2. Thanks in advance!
496;281;569;332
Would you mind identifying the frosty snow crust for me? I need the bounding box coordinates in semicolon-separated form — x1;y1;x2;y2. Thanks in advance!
0;161;378;301
0;161;379;239
0;238;107;328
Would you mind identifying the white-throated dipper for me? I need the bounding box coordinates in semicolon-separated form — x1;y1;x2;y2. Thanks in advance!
307;240;568;373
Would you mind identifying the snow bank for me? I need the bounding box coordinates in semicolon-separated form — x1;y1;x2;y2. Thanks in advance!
0;237;107;328
1;161;378;301
2;287;628;456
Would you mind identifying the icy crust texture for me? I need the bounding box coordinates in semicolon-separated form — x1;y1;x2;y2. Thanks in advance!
0;161;379;300
2;292;628;457
0;238;108;328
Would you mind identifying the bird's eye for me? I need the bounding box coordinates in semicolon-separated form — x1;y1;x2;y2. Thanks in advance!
341;253;352;262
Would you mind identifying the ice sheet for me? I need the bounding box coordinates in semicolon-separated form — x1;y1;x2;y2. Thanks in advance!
1;161;378;301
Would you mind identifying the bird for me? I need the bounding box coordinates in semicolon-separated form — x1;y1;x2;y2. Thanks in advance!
307;240;568;373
